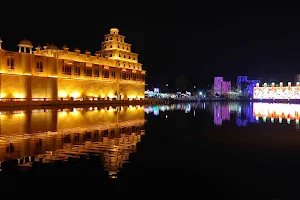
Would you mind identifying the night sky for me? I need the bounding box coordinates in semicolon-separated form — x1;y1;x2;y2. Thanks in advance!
1;2;300;90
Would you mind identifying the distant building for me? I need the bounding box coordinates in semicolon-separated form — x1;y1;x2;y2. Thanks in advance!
222;81;231;94
237;76;260;97
213;77;231;95
214;77;223;95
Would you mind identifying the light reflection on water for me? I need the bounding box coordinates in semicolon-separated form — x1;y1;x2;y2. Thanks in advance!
0;105;145;177
145;102;300;129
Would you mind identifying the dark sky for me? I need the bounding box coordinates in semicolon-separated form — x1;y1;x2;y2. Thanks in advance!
1;2;300;90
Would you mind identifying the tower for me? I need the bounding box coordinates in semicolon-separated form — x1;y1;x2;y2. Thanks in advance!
100;28;144;99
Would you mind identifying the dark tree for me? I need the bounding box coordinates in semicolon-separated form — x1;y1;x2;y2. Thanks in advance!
175;75;188;92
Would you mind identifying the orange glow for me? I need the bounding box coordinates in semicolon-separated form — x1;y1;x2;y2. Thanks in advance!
253;102;300;120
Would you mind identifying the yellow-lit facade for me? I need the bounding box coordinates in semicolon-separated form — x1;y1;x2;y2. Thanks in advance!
0;28;146;100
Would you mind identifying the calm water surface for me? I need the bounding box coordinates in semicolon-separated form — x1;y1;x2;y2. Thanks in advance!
1;102;300;198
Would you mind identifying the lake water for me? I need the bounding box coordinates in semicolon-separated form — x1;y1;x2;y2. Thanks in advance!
0;102;300;198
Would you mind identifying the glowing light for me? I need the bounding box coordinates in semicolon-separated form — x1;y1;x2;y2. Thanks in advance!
58;111;68;118
0;93;7;98
58;91;68;98
253;102;300;120
13;93;25;98
70;91;80;98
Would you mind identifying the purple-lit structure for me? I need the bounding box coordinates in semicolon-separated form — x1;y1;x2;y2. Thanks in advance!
222;81;231;94
213;77;231;95
237;76;260;97
214;77;223;95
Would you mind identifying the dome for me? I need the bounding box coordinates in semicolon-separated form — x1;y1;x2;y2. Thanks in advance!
19;39;32;46
47;44;58;50
62;44;68;49
110;28;119;35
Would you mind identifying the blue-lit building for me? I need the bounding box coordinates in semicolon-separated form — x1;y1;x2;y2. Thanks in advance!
237;76;260;97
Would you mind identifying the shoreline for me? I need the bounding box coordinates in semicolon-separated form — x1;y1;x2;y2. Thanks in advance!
1;97;300;108
0;98;152;107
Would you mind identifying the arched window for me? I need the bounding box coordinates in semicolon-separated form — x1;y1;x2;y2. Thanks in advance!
124;54;126;58
128;55;131;59
110;44;112;48
10;59;14;67
36;61;43;72
6;58;15;69
119;53;121;57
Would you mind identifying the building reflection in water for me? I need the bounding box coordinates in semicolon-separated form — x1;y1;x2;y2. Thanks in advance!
212;102;300;128
145;102;300;129
213;103;230;125
144;104;194;115
253;102;300;129
0;105;145;177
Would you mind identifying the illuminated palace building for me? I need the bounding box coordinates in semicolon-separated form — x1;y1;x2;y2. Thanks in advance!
0;28;145;100
254;82;300;100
